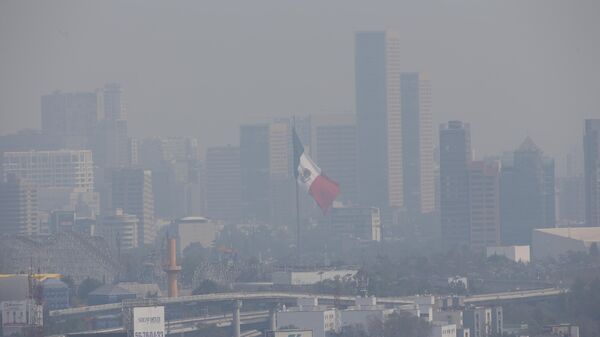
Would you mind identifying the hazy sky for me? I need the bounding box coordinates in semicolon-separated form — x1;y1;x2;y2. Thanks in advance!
1;0;599;173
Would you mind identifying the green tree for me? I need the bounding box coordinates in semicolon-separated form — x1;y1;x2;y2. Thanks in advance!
192;279;227;295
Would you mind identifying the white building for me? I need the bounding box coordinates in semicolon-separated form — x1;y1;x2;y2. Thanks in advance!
171;217;222;252
272;269;358;286
276;298;339;337
430;322;457;337
340;297;393;330
532;227;600;259
2;150;94;192
486;245;530;263
402;295;435;322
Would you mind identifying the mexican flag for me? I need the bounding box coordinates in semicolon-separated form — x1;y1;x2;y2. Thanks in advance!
293;129;340;213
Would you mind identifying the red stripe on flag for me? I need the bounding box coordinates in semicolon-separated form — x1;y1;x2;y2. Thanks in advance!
308;174;340;214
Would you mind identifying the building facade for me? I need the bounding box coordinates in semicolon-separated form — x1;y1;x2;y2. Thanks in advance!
0;175;38;235
355;30;402;209
240;124;271;223
330;206;381;241
440;121;472;248
2;150;94;192
111;169;155;246
584;119;600;227
205;146;241;223
468;160;501;251
400;72;434;215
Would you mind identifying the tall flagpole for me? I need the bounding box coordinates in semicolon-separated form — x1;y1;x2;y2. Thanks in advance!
293;117;301;265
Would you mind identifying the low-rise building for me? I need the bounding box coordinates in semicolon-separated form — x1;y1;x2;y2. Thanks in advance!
1;299;43;336
272;269;358;286
276;298;339;337
532;227;600;259
340;297;393;330
330;207;381;241
486;245;530;263
430;322;457;337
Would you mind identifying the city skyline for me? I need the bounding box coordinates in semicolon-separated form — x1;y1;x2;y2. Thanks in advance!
1;1;598;174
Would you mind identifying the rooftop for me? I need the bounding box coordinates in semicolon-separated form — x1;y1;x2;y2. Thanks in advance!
534;227;600;243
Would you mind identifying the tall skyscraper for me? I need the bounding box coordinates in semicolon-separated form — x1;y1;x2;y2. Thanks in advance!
400;72;434;214
93;84;131;168
240;124;270;223
111;169;155;246
501;138;555;245
468;160;501;251
440;121;472;248
355;30;402;209
0;175;38;235
2;150;94;192
205;146;241;223
584;119;600;227
41;91;99;149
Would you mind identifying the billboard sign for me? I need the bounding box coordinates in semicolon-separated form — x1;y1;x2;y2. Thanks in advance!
133;306;165;337
266;330;313;337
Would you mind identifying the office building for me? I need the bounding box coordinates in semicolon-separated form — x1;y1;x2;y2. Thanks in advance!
501;138;555;245
355;30;402;209
440;121;472;248
269;121;295;225
401;72;434;214
99;209;140;251
557;176;585;226
330;206;381;241
313;114;358;204
111;169;155;246
584;119;600;226
41;279;70;310
41;91;99;149
468;160;501;251
0;175;38;235
102;83;125;121
205;146;241;223
94;119;130;168
240;124;270;223
2;150;94;192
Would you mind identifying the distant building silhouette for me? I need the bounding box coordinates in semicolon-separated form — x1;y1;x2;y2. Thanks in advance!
468;160;501;251
0;175;38;235
111;168;155;246
240;124;270;223
501;138;555;245
355;30;402;209
584;119;600;226
205;145;241;223
401;72;434;215
440;121;472;248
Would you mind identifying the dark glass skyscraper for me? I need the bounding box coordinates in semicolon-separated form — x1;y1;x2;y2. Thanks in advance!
240;124;270;223
439;121;471;248
355;31;402;209
501;138;555;245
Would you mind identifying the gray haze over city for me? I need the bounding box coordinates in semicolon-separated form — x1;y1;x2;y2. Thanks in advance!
1;0;599;171
2;1;600;337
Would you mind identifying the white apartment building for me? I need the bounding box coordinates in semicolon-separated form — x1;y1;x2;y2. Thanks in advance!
2;150;94;192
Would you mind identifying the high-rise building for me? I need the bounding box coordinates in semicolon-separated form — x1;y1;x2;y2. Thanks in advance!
468;160;501;251
2;150;94;192
313;114;358;204
102;83;125;121
400;72;434;214
41;91;99;149
0;175;38;235
205;146;241;223
240;124;270;223
355;30;402;209
440;121;472;248
111;168;155;246
557;176;585;226
501;138;555;245
584;119;600;227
